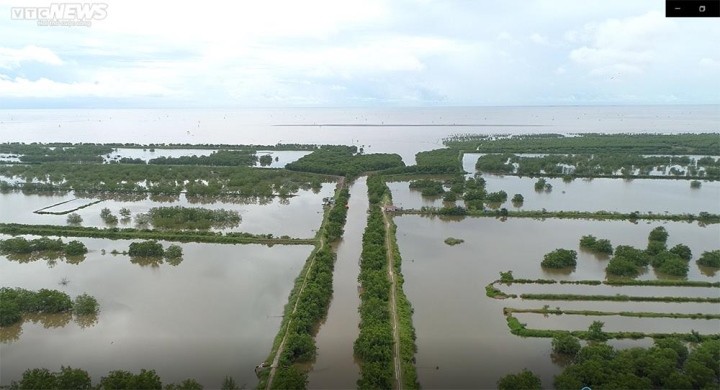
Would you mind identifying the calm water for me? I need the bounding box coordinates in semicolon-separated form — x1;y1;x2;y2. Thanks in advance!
514;313;720;334
0;106;717;164
308;177;367;388
0;236;312;388
0;184;334;237
388;177;720;214
395;216;720;388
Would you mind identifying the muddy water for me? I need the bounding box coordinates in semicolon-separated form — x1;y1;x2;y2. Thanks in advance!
514;313;720;334
395;216;720;388
388;177;720;214
0;236;312;388
308;177;367;388
502;283;719;298
0;183;334;237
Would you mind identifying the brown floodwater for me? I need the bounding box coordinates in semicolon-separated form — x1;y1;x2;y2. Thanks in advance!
0;236;312;388
394;216;720;389
307;177;367;388
513;313;720;334
388;176;720;214
0;183;334;237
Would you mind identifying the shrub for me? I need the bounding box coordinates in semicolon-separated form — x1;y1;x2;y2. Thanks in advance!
128;241;164;257
497;369;542;390
606;256;641;277
73;293;99;315
541;249;577;269
669;244;692;261
697;250;720;268
164;244;183;259
65;240;88;256
552;333;581;356
648;226;669;243
67;213;83;224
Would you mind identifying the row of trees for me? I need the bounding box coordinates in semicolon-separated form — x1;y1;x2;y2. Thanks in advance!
5;367;244;390
444;133;720;155
147;150;258;166
0;236;87;257
0;287;99;327
146;206;241;230
604;226;702;278
500;337;720;390
579;235;613;255
127;240;183;260
0;162;327;198
268;183;351;388
285;146;405;178
354;175;395;389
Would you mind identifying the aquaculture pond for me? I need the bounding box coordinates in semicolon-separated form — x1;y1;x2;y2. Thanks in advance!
0;183;334;237
308;178;367;388
394;216;720;388
387;177;720;214
0;236;312;388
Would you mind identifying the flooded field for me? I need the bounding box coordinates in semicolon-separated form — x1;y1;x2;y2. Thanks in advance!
0;236;312;388
395;216;720;388
388;177;720;214
0;184;334;237
308;178;367;388
513;313;720;334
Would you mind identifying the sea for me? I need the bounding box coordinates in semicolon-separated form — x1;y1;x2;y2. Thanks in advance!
0;105;718;163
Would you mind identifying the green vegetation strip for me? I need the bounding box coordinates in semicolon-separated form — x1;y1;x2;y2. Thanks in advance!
0;287;99;327
0;223;314;245
443;133;720;155
496;277;720;288
505;307;720;320
260;184;350;390
518;293;720;303
403;208;720;224
383;184;420;390
504;313;719;342
354;176;396;389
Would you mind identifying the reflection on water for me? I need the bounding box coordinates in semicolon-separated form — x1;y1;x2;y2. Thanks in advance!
0;184;335;237
0;238;312;388
396;216;719;388
389;176;720;214
308;178;367;388
1;312;99;344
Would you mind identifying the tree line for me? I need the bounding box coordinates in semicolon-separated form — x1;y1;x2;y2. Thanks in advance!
0;287;98;327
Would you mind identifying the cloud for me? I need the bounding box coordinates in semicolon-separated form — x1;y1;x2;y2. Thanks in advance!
0;45;63;69
0;76;172;98
567;11;673;75
530;33;549;45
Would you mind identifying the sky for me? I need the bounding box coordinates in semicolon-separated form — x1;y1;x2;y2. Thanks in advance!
0;0;719;108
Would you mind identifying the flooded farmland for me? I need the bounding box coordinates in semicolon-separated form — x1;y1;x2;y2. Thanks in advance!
0;236;312;388
388;177;720;214
308;177;367;388
395;216;720;388
0;183;334;237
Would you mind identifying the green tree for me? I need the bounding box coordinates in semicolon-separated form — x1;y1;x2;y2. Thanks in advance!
552;333;581;356
73;293;99;315
497;369;542;390
128;241;165;257
14;368;57;390
220;376;239;390
668;244;692;261
55;366;92;390
586;321;607;341
165;378;203;390
119;207;131;218
65;240;88;256
511;193;524;206
67;212;83;225
648;226;669;243
164;244;183;259
0;299;22;326
99;370;135;389
697;250;720;268
541;249;577;269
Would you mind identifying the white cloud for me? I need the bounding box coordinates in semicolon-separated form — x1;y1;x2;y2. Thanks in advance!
567;11;673;76
0;45;63;69
0;76;172;98
699;58;720;69
530;33;549;45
